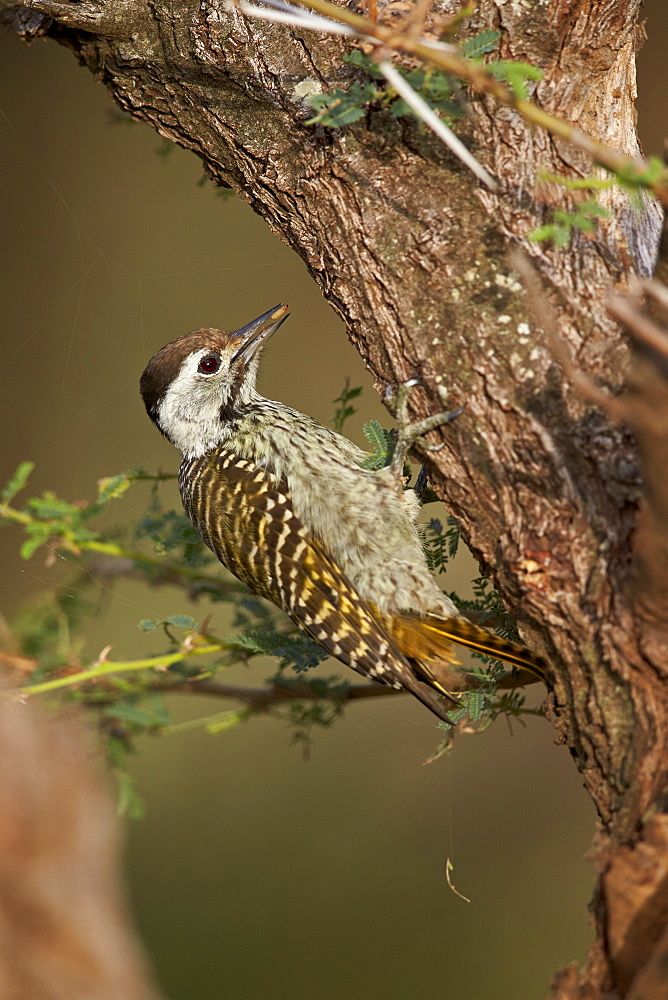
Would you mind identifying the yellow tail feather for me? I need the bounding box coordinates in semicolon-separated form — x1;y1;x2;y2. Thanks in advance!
388;612;548;683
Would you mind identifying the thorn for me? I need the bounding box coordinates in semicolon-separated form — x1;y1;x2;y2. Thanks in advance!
95;644;114;665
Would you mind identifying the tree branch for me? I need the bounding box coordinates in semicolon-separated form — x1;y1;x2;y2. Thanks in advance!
3;643;541;706
146;675;399;708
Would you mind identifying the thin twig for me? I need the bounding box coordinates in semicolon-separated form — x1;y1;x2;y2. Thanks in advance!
146;676;399;708
608;294;668;359
642;278;668;317
403;0;437;41
14;643;226;697
6;643;541;703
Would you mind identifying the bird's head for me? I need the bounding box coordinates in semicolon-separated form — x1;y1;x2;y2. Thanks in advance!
140;304;289;456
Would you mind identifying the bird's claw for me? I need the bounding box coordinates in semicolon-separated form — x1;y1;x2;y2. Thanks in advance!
388;380;463;475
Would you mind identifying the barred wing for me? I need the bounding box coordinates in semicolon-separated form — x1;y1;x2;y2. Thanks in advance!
179;449;453;720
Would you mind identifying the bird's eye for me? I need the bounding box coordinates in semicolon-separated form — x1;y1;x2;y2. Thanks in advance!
198;353;221;375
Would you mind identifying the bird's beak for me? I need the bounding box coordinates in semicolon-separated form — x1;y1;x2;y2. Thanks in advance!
230;304;289;363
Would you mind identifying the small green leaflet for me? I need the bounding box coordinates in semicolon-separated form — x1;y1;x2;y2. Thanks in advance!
97;468;142;504
116;771;145;820
307;83;376;127
529;200;608;246
138;614;197;632
489;60;543;98
103;698;171;729
331;378;362;434
1;461;35;502
460;29;500;60
464;690;486;721
361;420;393;469
343;49;384;78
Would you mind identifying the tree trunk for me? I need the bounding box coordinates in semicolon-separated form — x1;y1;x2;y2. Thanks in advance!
5;0;667;995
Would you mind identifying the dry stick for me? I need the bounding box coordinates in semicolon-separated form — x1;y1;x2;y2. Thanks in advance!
510;252;628;421
642;278;668;318
606;293;668;619
5;635;540;706
608;292;668;359
147;677;398;709
403;0;438;41
233;0;360;36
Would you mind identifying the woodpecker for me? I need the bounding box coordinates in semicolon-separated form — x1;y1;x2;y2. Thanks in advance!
140;305;548;722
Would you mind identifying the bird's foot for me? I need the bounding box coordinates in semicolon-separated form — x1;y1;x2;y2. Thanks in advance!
388;380;464;475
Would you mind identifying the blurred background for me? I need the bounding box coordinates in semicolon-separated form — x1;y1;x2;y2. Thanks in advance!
1;8;665;998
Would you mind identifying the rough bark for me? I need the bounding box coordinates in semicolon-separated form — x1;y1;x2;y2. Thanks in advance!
4;0;668;996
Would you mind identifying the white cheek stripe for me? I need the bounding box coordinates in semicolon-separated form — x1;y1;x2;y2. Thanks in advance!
157;349;227;458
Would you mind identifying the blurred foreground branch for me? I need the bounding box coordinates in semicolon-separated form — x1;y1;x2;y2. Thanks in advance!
0;698;163;1000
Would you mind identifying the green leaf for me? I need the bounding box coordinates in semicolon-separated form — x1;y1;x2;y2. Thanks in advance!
116;770;145;820
490;60;543;98
107;734;128;769
528;224;558;243
228;628;327;673
331;378;363;433
343;49;384;79
445;706;468;725
2;461;35;502
307;82;377;127
422;516;460;573
361;420;393;469
460;29;500;59
138;615;196;633
97;468;141;504
19;526;51;559
577;199;608;219
387;67;460;120
537;171;614;192
27;492;82;521
104;697;171;729
164;614;197;629
135;503;212;568
465;690;486;721
446;516;461;559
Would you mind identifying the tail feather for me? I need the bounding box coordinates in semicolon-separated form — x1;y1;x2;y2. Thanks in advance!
389;612;548;684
